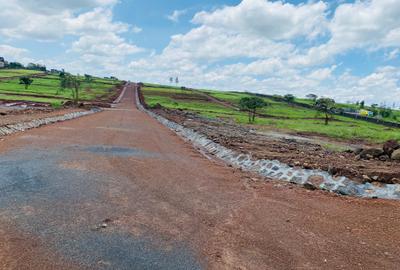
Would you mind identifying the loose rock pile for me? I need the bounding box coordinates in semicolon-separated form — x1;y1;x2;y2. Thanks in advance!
356;140;400;161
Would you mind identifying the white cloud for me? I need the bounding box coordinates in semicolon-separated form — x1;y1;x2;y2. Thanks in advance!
330;0;400;49
307;65;337;81
132;25;143;34
290;0;400;67
0;3;133;41
66;8;130;36
0;44;28;59
192;0;328;40
385;49;400;60
0;0;143;76
164;25;294;61
70;33;143;63
167;10;187;23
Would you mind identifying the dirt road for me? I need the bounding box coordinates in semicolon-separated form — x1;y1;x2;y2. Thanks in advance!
0;84;399;269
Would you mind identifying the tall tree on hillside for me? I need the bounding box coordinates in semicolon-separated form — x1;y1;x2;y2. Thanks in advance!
239;97;267;123
69;76;81;106
379;107;392;118
63;75;81;106
175;77;179;86
360;100;365;109
58;71;67;94
314;98;336;125
84;74;93;84
19;76;33;89
306;94;318;101
284;94;295;103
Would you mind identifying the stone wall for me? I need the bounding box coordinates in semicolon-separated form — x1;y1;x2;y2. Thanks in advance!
135;85;400;200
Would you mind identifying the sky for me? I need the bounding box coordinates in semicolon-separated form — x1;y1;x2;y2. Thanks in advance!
0;0;400;105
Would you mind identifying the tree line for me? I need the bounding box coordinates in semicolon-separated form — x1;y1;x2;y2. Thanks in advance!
6;62;47;71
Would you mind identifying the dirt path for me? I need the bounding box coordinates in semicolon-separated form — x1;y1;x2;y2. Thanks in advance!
0;84;399;269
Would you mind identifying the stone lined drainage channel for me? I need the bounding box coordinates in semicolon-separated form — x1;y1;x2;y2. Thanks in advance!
111;83;128;107
0;108;101;137
135;86;400;200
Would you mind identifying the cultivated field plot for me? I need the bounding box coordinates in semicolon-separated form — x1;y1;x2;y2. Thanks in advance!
142;84;400;143
0;73;122;107
0;69;44;78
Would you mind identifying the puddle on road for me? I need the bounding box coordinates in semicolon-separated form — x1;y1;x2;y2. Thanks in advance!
84;145;158;158
0;146;202;269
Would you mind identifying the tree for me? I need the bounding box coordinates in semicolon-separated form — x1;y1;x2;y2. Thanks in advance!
239;97;267;123
70;77;80;105
371;104;379;116
379;107;392;118
360;100;365;109
284;94;295;103
175;77;179;86
84;74;93;84
306;94;318;101
169;77;173;84
59;71;68;94
63;75;81;105
27;63;46;71
314;98;336;125
19;76;33;89
8;62;24;69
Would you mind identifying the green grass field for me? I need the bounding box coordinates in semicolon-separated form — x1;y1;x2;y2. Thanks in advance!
0;71;122;107
0;69;44;78
142;84;400;143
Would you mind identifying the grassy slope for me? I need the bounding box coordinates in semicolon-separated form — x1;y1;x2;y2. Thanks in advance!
0;73;121;107
0;69;44;78
142;84;400;143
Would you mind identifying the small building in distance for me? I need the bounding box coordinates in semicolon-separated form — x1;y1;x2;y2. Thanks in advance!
359;109;374;117
0;57;6;68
